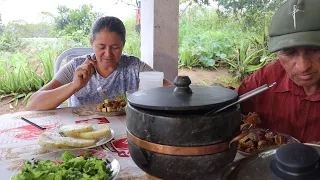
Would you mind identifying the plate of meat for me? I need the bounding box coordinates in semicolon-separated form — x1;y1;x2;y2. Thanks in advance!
237;128;300;156
237;112;300;156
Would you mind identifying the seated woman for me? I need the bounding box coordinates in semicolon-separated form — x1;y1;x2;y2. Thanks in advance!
26;16;171;110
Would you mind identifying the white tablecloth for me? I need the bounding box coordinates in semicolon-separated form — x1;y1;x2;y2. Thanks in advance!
0;105;244;179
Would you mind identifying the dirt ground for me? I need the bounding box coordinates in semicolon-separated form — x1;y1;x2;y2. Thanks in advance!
178;66;237;86
0;67;237;115
0;96;27;115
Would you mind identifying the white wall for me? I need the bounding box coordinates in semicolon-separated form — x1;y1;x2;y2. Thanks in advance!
141;0;155;68
140;0;179;81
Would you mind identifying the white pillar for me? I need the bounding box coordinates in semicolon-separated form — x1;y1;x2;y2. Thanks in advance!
140;0;179;81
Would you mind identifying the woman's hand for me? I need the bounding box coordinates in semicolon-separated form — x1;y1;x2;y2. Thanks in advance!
72;55;97;91
25;55;97;111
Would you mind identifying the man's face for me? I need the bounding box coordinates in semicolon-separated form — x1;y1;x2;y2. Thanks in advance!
277;47;320;88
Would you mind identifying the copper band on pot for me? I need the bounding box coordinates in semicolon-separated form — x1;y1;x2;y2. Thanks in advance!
127;130;230;156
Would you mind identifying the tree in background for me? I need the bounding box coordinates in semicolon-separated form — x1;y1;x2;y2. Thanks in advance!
180;0;286;33
0;4;103;51
0;26;21;52
0;13;3;33
214;0;286;32
180;0;210;5
54;4;102;37
5;20;54;38
181;0;285;12
214;0;286;14
113;0;138;8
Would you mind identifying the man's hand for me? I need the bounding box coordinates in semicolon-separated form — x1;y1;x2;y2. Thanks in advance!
72;55;97;91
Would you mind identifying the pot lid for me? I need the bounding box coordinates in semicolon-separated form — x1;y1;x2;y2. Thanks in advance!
221;143;320;180
270;143;320;180
127;76;238;111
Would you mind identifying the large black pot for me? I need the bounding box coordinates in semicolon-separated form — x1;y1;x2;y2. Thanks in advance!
126;76;244;179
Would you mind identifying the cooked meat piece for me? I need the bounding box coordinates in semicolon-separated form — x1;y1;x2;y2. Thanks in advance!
265;131;275;139
258;140;267;146
242;112;261;127
96;103;103;111
248;131;263;141
275;135;287;145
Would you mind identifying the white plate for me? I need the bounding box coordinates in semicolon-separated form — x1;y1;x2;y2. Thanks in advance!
38;128;115;150
96;109;126;117
11;149;120;180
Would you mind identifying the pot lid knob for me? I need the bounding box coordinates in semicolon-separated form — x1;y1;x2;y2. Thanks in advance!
270;143;320;179
173;76;193;95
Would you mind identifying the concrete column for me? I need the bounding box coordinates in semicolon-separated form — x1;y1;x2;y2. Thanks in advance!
140;0;179;81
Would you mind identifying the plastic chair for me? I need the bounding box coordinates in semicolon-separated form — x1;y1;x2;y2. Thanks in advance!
54;47;94;74
55;47;94;107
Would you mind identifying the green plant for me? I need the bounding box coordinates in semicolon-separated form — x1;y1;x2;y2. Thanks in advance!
225;43;274;81
35;49;57;83
0;64;43;105
122;17;141;58
0;29;23;52
60;31;91;47
5;21;55;38
6;92;33;106
215;0;285;16
123;32;141;58
179;31;234;68
55;4;102;37
0;50;57;105
178;47;201;68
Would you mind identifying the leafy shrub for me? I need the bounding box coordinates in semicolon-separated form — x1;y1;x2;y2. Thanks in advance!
225;42;275;81
123;17;141;58
178;47;201;68
179;31;234;68
123;32;141;58
0;30;23;52
54;4;102;37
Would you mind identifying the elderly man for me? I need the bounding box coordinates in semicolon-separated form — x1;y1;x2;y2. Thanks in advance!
238;0;320;143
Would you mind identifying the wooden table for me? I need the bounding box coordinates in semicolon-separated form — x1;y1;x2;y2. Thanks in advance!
0;105;245;179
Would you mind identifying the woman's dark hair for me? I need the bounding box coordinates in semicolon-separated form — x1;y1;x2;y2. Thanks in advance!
91;16;126;45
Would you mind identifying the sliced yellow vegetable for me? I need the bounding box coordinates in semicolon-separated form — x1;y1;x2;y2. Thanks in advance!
59;124;93;137
38;132;71;149
78;124;111;140
56;137;96;147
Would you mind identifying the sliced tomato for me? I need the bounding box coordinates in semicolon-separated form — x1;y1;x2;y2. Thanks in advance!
88;151;94;156
52;159;64;164
79;151;85;156
80;151;94;157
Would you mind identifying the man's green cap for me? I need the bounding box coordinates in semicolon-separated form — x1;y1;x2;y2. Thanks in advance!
268;0;320;53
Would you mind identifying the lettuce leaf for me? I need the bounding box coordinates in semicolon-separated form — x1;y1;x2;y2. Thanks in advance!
11;151;112;180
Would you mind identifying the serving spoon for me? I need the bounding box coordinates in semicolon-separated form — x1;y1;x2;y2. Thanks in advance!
205;82;277;115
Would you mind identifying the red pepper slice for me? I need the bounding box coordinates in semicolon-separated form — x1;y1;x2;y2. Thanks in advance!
79;152;85;156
